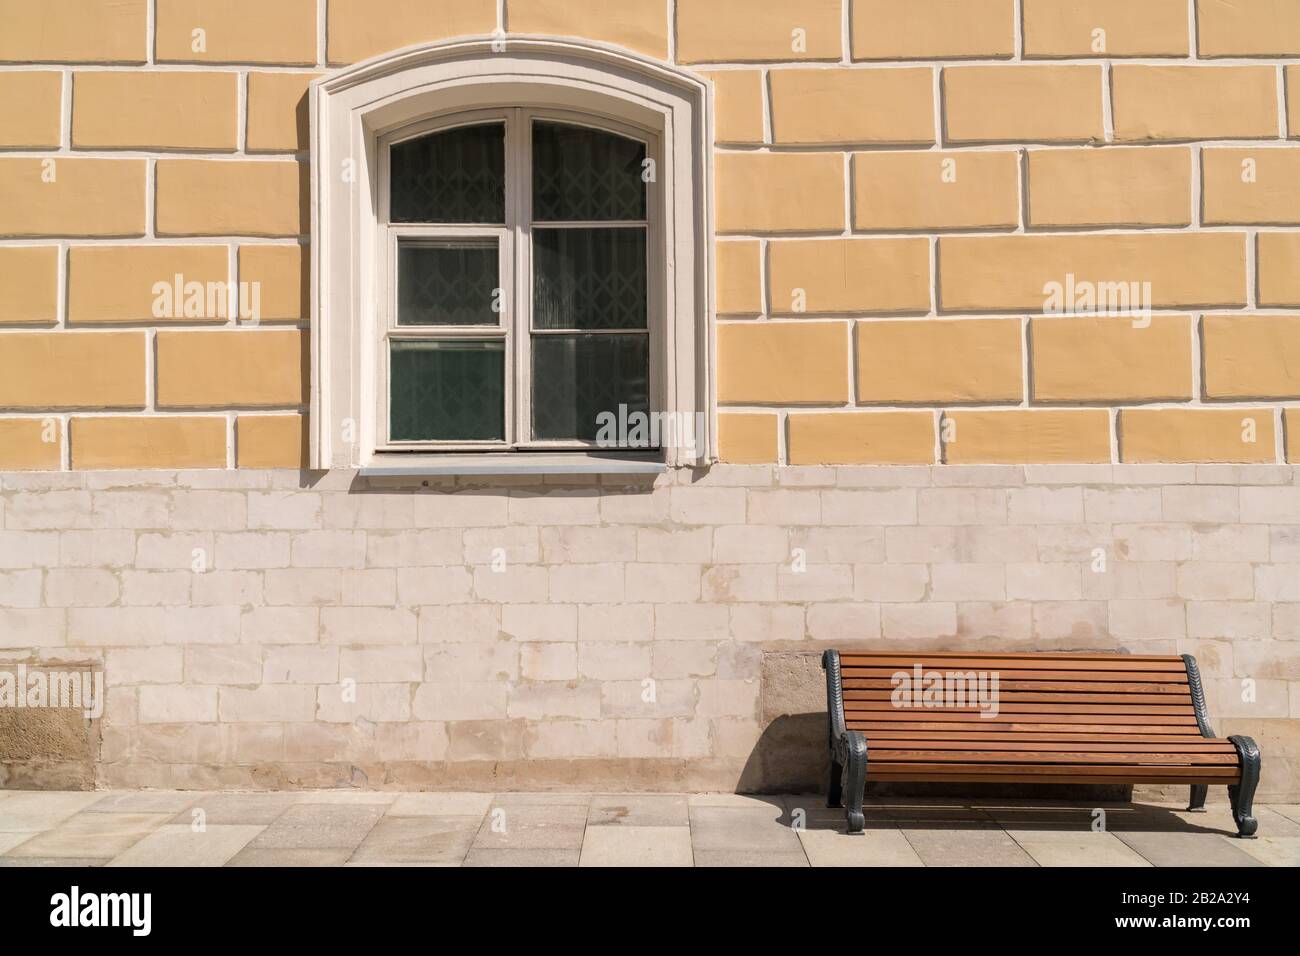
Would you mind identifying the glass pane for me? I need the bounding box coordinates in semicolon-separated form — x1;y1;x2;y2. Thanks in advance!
533;228;647;330
390;123;505;224
532;334;649;442
532;121;647;222
398;239;500;327
390;340;505;441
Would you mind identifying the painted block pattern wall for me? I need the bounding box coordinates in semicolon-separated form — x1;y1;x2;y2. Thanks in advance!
0;2;1298;469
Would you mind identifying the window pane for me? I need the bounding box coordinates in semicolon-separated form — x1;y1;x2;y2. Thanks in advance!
390;123;505;224
532;122;646;222
398;239;500;327
390;340;505;441
533;227;646;331
532;334;649;442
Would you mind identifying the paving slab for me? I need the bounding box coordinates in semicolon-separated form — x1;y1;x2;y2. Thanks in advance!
688;806;802;852
86;791;203;814
472;803;588;850
388;793;493;817
295;790;397;805
1011;832;1152;867
225;847;353;867
169;792;297;826
6;812;173;859
0;832;33;854
0;857;111;867
0;792;103;832
688;793;785;809
463;848;580;867
1116;831;1266;867
1270;805;1300;825
580;825;693;866
246;803;384;850
107;824;264;867
588;794;688;827
692;849;808;867
1234;836;1300;867
798;827;924;867
348;816;480;865
901;825;1038;867
489;792;592;806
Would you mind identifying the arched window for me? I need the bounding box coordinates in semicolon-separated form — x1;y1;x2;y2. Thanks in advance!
310;39;712;473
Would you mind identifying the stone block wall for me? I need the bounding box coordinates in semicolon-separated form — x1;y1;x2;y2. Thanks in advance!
1;464;1297;799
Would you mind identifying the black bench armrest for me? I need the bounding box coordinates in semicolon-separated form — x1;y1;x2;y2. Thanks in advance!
821;649;847;744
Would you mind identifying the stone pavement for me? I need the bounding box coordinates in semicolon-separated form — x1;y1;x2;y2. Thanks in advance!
0;790;1296;867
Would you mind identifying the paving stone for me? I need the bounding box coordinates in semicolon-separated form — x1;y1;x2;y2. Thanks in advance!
472;804;588;849
489;792;592;806
580;825;693;866
689;806;803;852
588;795;688;827
462;848;580;867
6;812;173;859
170;792;296;826
0;832;32;854
0;857;111;867
247;803;384;850
107;824;264;867
1010;831;1152;867
798;827;924;866
388;793;493;817
688;793;785;809
86;791;204;814
1270;805;1300;825
294;790;397;805
225;847;353;867
0;792;103;832
692;849;808;867
348;816;479;865
1115;831;1266;867
901;825;1037;867
1234;836;1300;867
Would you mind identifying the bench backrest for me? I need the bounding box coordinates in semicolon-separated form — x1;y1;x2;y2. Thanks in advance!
839;651;1207;741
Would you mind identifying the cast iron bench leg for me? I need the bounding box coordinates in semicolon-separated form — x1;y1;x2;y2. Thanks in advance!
827;755;843;809
1187;784;1208;812
1228;735;1261;839
840;730;867;834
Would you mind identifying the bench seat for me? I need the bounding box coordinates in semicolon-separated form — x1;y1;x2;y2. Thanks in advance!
822;649;1261;837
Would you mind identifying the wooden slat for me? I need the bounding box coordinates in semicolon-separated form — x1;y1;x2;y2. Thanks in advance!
864;772;1239;785
868;762;1239;779
848;721;1201;734
840;650;1183;661
869;740;1236;754
845;690;1191;705
841;667;1189;683
851;711;1198;725
845;702;1195;715
843;678;1192;694
870;750;1239;766
840;654;1187;671
863;730;1216;743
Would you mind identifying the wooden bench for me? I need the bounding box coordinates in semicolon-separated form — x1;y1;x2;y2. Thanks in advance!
822;649;1262;837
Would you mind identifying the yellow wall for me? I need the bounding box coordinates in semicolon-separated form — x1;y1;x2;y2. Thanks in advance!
2;0;1300;468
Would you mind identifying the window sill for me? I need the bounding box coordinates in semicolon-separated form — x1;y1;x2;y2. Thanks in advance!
358;452;668;477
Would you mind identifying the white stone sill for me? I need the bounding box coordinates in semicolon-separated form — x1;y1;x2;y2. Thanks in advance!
358;452;669;477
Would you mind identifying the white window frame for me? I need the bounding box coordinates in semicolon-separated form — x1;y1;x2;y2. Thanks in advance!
310;37;713;474
376;107;661;454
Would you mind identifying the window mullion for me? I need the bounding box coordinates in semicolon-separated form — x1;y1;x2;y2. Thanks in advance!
514;107;534;449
